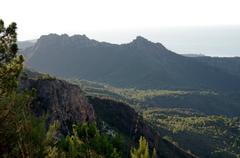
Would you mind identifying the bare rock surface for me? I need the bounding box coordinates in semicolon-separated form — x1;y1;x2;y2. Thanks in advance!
20;77;95;133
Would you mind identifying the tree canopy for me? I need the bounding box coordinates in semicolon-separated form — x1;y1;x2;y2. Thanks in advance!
0;19;24;95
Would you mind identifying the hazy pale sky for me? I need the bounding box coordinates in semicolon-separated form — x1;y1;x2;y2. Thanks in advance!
1;0;240;56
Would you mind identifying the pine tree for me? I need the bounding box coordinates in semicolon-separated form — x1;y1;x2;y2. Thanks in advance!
131;136;149;158
130;136;157;158
0;19;24;95
152;148;157;158
44;121;65;158
0;19;46;158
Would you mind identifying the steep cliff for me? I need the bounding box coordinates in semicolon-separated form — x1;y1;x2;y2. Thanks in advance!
20;77;95;134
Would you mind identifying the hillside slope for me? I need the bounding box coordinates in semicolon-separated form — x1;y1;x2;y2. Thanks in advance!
194;56;240;78
70;79;240;116
88;97;197;158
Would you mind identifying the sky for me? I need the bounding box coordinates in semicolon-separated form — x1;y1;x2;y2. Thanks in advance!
1;0;240;56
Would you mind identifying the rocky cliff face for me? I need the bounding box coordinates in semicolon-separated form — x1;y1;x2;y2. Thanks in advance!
20;77;95;134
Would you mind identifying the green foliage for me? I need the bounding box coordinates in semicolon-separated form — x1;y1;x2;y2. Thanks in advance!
44;121;65;158
131;136;149;158
0;91;47;157
0;19;47;158
58;123;124;158
152;148;157;158
130;136;156;158
144;107;240;158
0;19;24;95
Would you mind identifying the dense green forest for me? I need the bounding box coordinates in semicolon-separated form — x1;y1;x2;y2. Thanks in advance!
144;108;240;158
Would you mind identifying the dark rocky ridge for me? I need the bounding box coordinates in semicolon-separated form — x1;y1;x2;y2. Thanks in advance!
20;77;95;134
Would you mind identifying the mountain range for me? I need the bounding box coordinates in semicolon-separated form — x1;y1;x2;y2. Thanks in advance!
21;34;240;91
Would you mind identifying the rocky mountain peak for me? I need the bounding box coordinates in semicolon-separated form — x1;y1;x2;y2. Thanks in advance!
35;34;100;49
132;36;152;44
129;36;166;51
71;34;89;40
